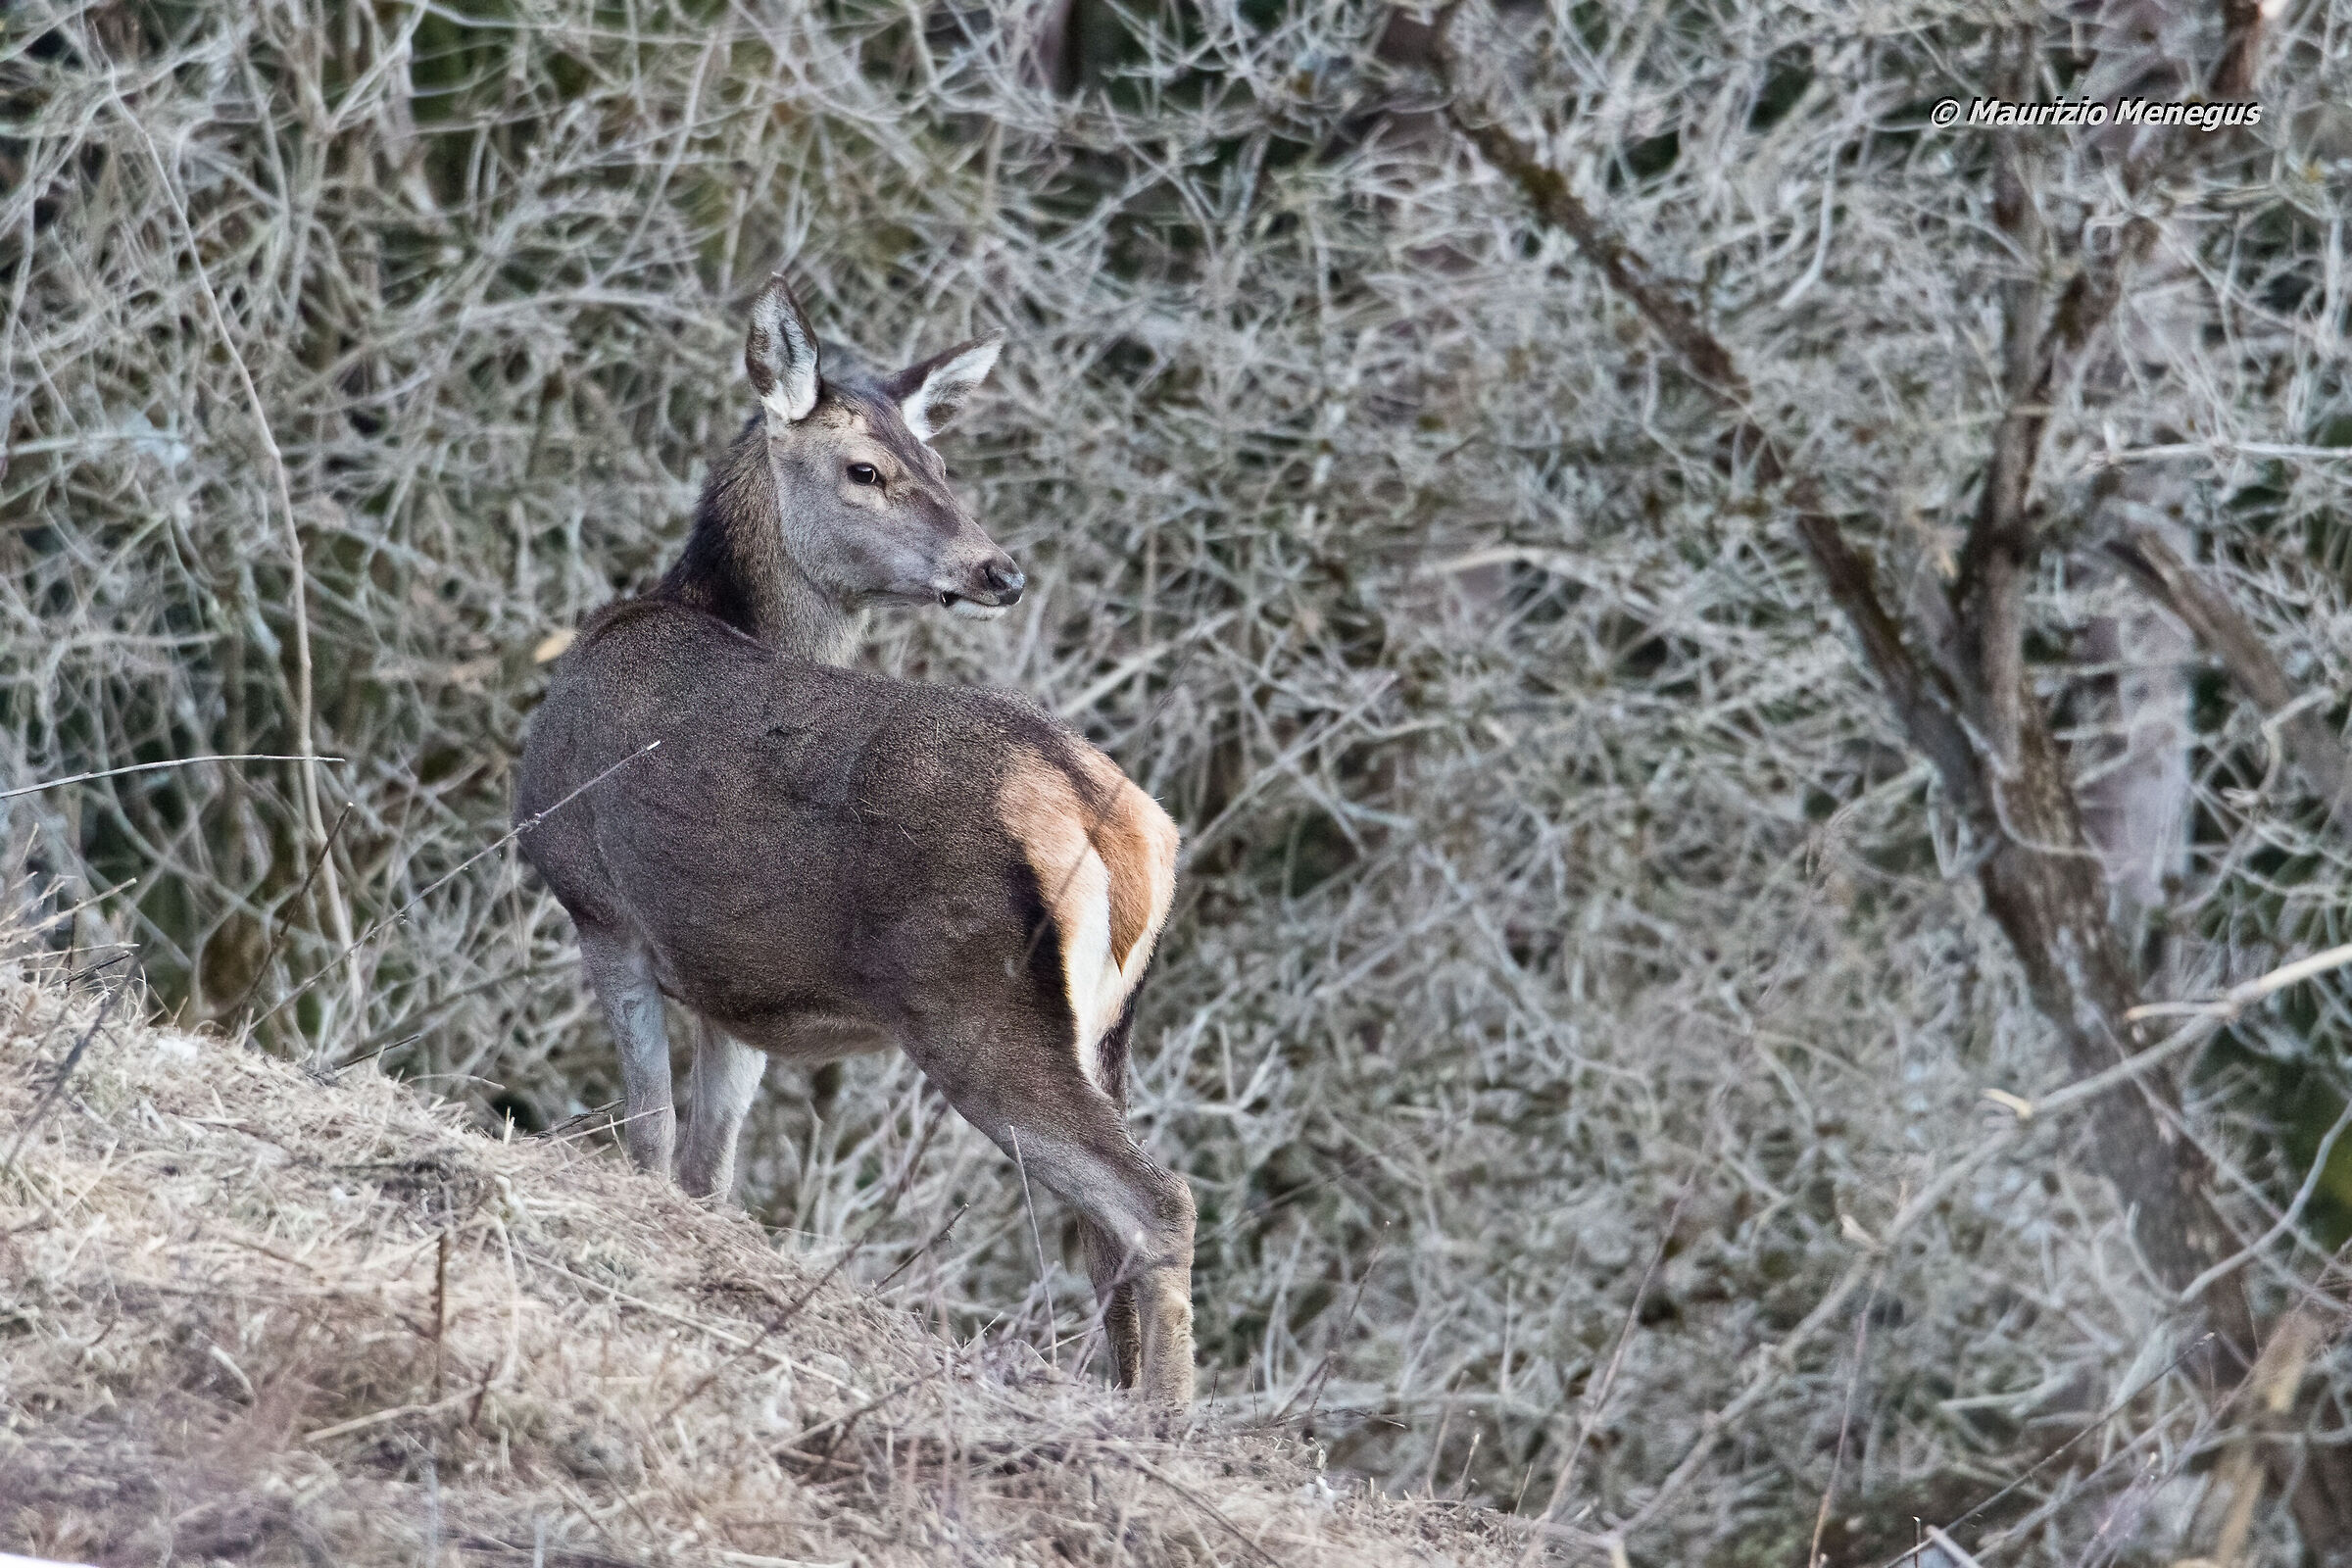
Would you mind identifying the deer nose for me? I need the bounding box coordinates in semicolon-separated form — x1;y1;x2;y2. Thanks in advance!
983;561;1025;606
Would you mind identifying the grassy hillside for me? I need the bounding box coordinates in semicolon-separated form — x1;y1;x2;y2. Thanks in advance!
0;942;1519;1566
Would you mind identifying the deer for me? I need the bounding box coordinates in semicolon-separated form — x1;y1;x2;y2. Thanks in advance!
513;274;1195;1402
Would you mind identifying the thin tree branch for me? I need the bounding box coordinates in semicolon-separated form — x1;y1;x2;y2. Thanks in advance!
127;113;365;1035
1951;37;2049;768
0;754;341;802
2105;528;2352;835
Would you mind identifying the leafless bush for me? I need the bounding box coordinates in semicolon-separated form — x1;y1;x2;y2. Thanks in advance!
5;0;2350;1560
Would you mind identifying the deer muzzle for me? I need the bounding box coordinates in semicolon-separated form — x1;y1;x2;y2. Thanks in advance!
943;556;1025;619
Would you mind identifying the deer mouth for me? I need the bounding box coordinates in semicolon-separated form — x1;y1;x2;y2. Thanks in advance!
942;592;1009;620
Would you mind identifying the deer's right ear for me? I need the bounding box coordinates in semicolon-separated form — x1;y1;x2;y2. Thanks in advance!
885;333;1004;441
746;273;820;423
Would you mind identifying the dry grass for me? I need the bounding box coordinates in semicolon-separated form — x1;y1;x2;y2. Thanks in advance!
0;938;1522;1566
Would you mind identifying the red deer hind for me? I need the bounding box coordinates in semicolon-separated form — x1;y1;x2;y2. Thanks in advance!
514;274;1195;1401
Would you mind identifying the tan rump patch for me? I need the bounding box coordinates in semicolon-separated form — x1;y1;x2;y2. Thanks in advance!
997;745;1181;1077
1067;747;1179;977
997;751;1097;931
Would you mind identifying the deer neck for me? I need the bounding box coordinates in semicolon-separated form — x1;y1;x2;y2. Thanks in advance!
658;424;864;666
761;564;864;666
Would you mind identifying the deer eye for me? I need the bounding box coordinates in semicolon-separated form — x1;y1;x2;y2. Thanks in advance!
846;463;881;487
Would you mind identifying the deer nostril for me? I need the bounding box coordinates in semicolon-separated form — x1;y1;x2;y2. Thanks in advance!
986;563;1026;605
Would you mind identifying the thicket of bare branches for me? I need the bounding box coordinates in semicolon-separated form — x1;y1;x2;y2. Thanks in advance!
6;0;2351;1560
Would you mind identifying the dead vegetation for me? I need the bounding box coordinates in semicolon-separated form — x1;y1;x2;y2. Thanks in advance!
0;937;1521;1566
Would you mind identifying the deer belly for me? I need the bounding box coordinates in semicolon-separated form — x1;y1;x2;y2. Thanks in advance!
731;1008;891;1063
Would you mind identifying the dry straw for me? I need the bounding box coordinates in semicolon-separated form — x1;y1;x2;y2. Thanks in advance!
0;932;1524;1564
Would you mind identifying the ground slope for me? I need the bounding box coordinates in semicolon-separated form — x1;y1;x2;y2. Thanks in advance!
0;952;1520;1567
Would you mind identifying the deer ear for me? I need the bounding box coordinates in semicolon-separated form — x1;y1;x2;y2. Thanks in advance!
747;273;820;423
886;333;1003;441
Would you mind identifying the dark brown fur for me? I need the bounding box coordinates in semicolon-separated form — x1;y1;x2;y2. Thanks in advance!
516;600;1192;1399
522;602;1103;1059
512;271;1194;1402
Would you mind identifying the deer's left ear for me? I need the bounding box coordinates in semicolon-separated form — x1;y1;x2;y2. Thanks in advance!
886;333;1003;441
747;273;821;423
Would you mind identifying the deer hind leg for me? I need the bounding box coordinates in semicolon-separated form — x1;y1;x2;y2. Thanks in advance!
1082;1219;1146;1389
1045;1127;1194;1404
575;924;675;1176
677;1014;767;1202
1079;996;1149;1388
925;1054;1195;1403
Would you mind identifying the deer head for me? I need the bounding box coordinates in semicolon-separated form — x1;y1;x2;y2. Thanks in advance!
743;272;1023;622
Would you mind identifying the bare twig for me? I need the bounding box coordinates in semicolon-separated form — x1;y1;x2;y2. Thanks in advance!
1008;1128;1059;1364
3;984;122;1177
1888;1332;2220;1565
2106;529;2352;835
1521;1146;1711;1557
230;799;356;1029
0;754;342;802
124;114;362;1033
1808;1263;1887;1568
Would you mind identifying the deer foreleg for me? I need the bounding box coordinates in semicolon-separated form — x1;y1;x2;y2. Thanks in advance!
577;926;675;1176
678;1015;767;1201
